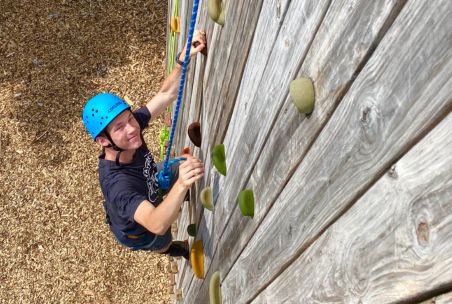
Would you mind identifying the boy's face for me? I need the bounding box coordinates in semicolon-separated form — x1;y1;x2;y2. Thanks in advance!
104;110;142;150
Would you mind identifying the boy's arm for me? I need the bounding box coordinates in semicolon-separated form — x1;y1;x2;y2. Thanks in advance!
134;155;204;235
146;30;206;119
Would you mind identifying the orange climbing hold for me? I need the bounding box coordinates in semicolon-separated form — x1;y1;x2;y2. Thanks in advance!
170;16;180;33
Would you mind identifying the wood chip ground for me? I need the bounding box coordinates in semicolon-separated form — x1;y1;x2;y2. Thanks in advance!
0;1;175;303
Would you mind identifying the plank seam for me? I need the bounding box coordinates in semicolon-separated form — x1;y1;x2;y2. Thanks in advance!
239;1;434;301
398;282;452;304
185;0;294;300
242;105;451;303
211;0;266;146
246;96;452;304
214;0;291;145
215;0;335;283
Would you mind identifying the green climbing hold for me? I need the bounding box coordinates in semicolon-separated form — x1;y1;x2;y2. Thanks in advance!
238;189;254;218
211;144;227;176
187;224;197;237
159;126;170;160
200;187;213;211
289;77;315;114
208;0;225;26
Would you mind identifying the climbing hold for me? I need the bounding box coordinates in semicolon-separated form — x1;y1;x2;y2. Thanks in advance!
190;240;205;279
159;126;170;160
187;224;197;237
289;77;315;114
188;122;202;147
170;16;180;33
237;189;254;218
209;271;222;304
200;187;213;211
211;144;227;176
208;0;225;26
181;147;191;155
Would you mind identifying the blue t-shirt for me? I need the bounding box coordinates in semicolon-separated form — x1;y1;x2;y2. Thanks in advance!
98;106;161;249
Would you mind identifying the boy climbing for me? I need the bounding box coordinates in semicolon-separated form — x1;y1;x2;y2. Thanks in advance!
82;31;206;259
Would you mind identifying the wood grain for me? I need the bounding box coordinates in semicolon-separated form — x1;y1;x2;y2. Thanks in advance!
221;0;452;302
193;0;335;302
252;113;452;303
215;0;406;286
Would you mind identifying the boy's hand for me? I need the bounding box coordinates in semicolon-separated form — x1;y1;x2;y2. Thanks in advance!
177;155;204;189
178;30;206;62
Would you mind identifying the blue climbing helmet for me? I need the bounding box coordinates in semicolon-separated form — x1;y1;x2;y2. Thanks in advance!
82;93;130;140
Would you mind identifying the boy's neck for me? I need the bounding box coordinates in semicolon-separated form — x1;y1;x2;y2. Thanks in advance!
104;148;136;164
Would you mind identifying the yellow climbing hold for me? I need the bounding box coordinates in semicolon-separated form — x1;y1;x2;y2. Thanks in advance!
289;77;315;114
190;240;205;279
170;16;180;33
208;0;225;26
209;271;222;304
200;186;213;211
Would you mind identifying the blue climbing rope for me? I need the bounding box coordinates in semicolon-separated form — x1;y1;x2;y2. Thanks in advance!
158;0;200;190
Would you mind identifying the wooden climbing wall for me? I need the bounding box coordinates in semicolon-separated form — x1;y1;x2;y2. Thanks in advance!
166;0;452;303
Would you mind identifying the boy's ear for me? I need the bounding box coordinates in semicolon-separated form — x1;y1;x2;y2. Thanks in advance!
95;136;110;147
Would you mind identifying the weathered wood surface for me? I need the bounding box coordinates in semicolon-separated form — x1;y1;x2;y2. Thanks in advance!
190;0;335;302
208;0;332;251
193;0;408;302
169;0;216;301
179;0;211;154
174;0;193;152
177;0;267;301
252;113;452;303
199;0;264;172
174;202;189;294
221;0;452;301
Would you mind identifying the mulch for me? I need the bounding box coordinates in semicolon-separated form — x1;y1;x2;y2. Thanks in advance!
0;0;175;303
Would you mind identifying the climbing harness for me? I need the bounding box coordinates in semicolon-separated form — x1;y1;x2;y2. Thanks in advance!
157;0;200;190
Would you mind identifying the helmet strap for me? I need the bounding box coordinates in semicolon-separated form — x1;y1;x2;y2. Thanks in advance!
103;131;123;166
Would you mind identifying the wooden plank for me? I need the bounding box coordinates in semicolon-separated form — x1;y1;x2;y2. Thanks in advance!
252;113;452;303
173;0;191;152
199;0;264;176
176;0;197;151
165;0;172;70
174;203;189;296
203;0;266;149
175;2;219;301
195;0;407;301
214;0;407;284
192;0;334;302
180;0;268;294
177;0;209;152
209;0;332;250
221;0;291;153
221;0;452;302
